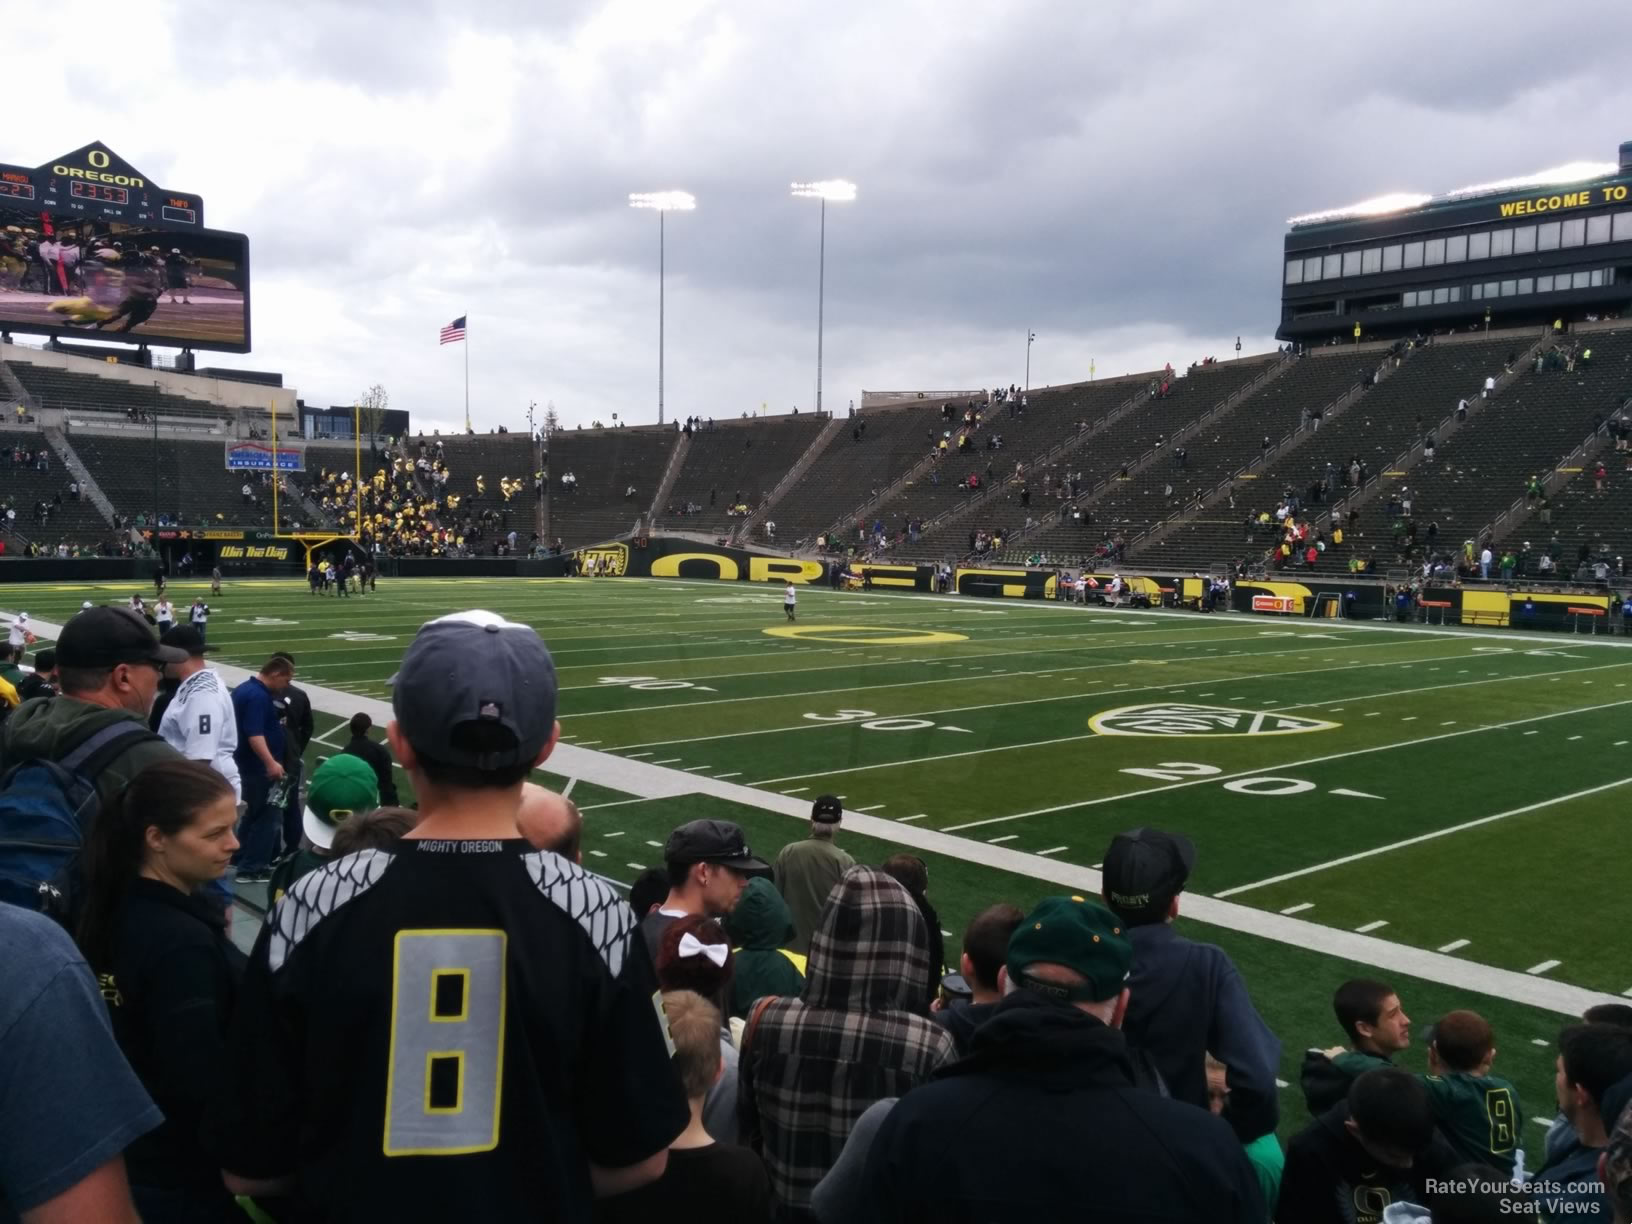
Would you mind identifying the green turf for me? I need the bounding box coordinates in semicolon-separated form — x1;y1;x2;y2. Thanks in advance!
5;573;1628;1139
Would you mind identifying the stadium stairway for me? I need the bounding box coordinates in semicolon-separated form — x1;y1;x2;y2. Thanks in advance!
1498;433;1630;578
734;414;845;545
658;414;827;542
546;427;678;546
922;357;1280;557
1128;334;1528;574
43;427;118;528
0;425;113;546
1340;331;1627;569
644;431;689;525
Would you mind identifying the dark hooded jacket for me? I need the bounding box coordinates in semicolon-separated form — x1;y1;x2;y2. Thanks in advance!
726;877;806;1019
1300;1048;1392;1118
738;866;955;1217
859;990;1265;1223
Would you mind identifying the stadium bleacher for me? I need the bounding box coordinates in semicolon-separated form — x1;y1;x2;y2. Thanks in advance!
0;427;112;549
546;427;677;546
928;358;1275;557
1133;335;1520;573
661;415;825;539
7;359;231;423
70;433;276;529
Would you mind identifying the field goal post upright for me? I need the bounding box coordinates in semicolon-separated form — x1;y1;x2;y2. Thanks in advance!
279;401;365;571
1309;591;1343;619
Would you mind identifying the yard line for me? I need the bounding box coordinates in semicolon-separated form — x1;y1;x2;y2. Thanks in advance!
625;751;654;758
645;840;663;847
779;786;809;794
715;772;742;779
1524;730;1539;736
1527;960;1562;976
1280;903;1314;915
1438;939;1471;953
1567;735;1583;741
561;778;577;798
602;830;625;837
1037;846;1069;856
588;849;607;858
626;862;647;871
683;764;713;772
988;834;1019;844
1618;741;1630;747
575;740;603;747
1213;777;1632;897
1355;920;1390;933
582;798;658;812
1439;721;1457;726
855;804;888;813
652;758;682;765
1532;1038;1551;1047
897;813;929;822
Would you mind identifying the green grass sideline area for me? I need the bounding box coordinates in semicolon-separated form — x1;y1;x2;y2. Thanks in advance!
5;573;1628;1137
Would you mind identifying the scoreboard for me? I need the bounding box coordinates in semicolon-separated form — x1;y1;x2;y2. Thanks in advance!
0;141;205;228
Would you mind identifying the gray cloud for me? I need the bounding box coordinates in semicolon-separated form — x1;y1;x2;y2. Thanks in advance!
14;0;1632;427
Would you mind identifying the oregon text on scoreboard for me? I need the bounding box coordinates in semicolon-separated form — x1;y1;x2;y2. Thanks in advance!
1277;140;1632;342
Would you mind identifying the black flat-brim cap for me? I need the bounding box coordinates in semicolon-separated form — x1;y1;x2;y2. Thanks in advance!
58;606;188;669
390;610;557;770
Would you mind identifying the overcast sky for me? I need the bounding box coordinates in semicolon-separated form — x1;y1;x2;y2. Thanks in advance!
15;0;1632;432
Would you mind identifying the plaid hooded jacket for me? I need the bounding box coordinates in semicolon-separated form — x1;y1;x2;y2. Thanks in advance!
738;865;956;1215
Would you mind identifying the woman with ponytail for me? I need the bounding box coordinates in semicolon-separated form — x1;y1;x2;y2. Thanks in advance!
77;758;245;1223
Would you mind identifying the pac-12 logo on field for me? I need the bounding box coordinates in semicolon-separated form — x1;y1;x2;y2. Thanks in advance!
1088;703;1339;737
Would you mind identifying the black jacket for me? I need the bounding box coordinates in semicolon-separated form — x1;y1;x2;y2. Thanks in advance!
100;878;247;1193
1276;1101;1459;1224
1122;922;1282;1141
278;683;314;761
858;991;1264;1222
340;732;400;806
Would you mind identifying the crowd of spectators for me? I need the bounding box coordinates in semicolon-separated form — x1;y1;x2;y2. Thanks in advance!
2;606;1632;1222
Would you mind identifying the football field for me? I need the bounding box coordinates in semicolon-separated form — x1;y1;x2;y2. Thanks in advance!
6;573;1630;1134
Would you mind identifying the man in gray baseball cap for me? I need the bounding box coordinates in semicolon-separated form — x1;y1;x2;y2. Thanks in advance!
215;610;689;1214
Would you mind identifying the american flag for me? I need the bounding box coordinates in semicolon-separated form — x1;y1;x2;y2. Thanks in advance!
439;315;467;345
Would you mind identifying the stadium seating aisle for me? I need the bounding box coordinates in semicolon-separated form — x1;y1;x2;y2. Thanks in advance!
662;415;825;538
933;358;1274;557
547;427;677;546
1357;329;1632;567
1135;336;1518;574
0;426;112;547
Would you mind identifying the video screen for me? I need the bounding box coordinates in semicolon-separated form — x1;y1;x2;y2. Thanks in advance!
0;208;249;351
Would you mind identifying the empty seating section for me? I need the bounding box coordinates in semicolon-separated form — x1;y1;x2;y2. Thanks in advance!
765;405;942;545
8;360;228;422
548;429;677;545
72;434;273;527
929;360;1272;551
664;416;825;532
1368;330;1632;563
0;428;111;545
1135;336;1516;572
861;379;1150;546
1519;446;1632;573
1021;356;1357;560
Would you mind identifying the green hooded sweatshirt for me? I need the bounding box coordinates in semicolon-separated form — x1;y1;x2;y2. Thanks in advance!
725;877;806;1019
1;695;177;816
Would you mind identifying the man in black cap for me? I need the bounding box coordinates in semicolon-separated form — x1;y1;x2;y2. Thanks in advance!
214;610;688;1219
773;794;855;955
642;819;768;961
1101;827;1281;1144
0;606;181;815
15;647;57;702
857;896;1265;1221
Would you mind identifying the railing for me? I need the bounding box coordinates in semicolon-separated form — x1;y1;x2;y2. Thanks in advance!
1480;423;1616;546
733;415;845;544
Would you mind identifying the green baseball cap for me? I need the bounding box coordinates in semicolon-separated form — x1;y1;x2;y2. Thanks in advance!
1007;896;1133;1004
302;754;380;850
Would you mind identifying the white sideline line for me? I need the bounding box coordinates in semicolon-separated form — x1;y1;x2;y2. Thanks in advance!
1214;777;1632;897
1280;902;1314;915
1356;920;1389;933
1439;939;1471;953
581;798;656;812
1527;960;1562;976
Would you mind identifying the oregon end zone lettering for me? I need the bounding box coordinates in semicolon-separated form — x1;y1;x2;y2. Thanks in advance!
853;564;918;588
650;551;740;580
748;557;823;583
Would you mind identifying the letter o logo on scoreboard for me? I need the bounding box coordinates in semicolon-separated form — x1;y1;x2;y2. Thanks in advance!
88;149;110;169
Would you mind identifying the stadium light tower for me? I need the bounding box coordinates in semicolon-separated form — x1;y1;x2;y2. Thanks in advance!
629;190;696;426
790;179;857;417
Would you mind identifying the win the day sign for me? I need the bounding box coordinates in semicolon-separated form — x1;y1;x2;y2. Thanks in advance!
1089;704;1339;738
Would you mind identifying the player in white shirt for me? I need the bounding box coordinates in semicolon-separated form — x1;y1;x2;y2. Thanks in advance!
157;627;241;799
154;598;176;635
7;612;31;650
783;582;797;622
189;597;210;643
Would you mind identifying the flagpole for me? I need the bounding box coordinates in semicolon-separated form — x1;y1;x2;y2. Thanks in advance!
464;315;471;433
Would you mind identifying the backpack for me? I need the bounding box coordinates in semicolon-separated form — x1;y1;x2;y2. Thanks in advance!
0;718;158;921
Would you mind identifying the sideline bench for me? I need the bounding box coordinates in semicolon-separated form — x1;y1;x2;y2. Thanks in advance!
1461;609;1507;627
1417;599;1451;625
1567;606;1607;634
